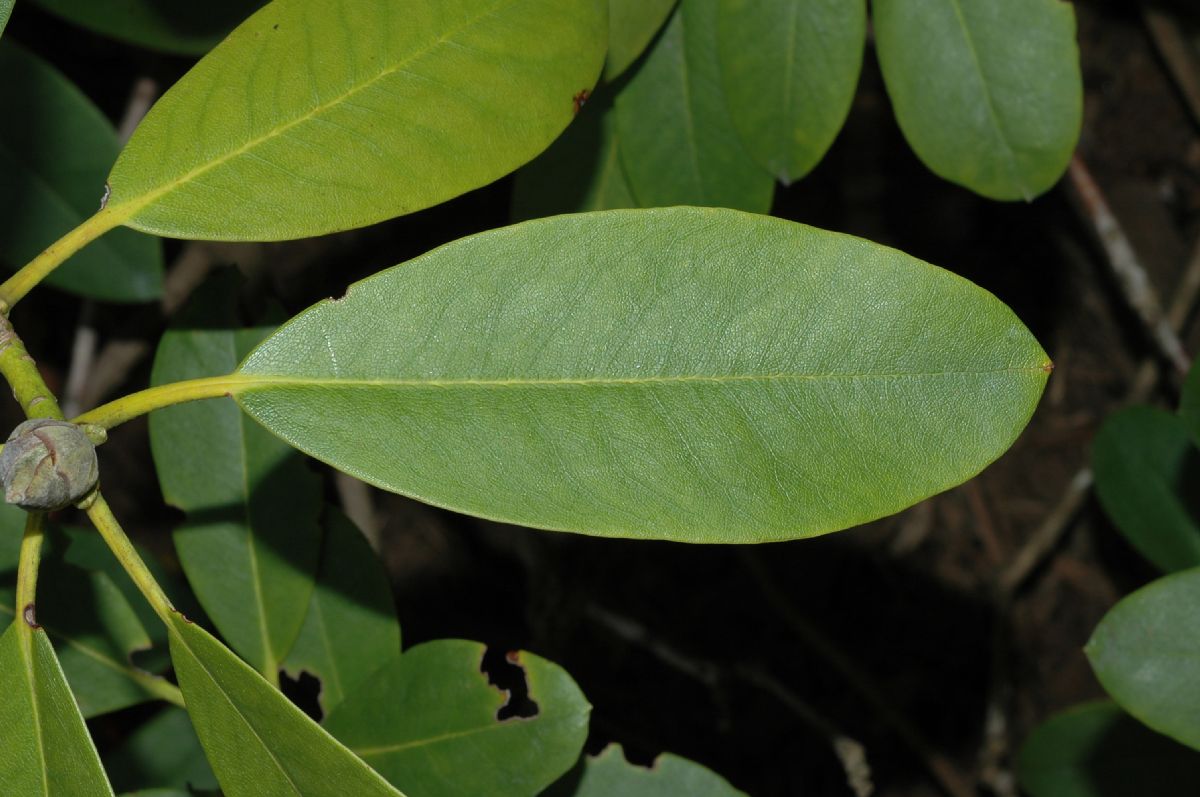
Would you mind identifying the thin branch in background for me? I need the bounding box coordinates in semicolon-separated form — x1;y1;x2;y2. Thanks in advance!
334;471;382;550
738;550;974;797
1143;4;1200;130
1066;155;1191;376
584;601;875;797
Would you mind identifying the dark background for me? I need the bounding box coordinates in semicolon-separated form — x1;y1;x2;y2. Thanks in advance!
4;2;1199;795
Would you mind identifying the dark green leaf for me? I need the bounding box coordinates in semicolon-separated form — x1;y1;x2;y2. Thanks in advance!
1087;568;1200;752
27;0;261;55
167;612;405;796
512;88;636;220
283;507;400;715
150;272;321;678
605;0;676;80
1092;407;1200;573
614;0;773;211
0;0;12;38
324;639;589;797
544;744;746;796
1182;359;1200;449
233;207;1050;542
104;0;607;240
0;621;115;795
106;707;218;794
1017;701;1200;797
873;0;1082;200
0;42;162;301
717;0;865;184
0;502;23;572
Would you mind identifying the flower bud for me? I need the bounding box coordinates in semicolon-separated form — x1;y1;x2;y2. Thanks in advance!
0;419;99;510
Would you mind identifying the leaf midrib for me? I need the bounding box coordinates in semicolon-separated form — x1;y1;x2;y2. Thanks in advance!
108;0;516;221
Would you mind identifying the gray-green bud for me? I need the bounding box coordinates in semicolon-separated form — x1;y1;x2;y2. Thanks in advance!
0;419;99;510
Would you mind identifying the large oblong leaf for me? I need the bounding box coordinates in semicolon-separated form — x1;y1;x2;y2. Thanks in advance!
605;0;676;80
544;744;747;797
27;0;260;55
1092;407;1200;574
232;207;1049;542
324;639;589;797
717;0;866;184
104;0;607;241
0;42;162;301
614;0;773;212
167;613;405;796
1086;568;1200;752
0;621;115;795
873;0;1082;200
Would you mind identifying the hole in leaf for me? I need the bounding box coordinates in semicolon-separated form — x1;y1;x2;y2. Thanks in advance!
279;669;324;722
480;647;539;721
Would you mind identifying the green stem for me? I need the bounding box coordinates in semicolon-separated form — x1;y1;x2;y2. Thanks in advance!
0;208;123;312
14;512;45;634
85;494;175;624
0;316;64;420
72;375;245;429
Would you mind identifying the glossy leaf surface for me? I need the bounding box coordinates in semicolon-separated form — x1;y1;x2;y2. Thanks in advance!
873;0;1082;200
0;621;114;795
27;0;260;54
235;208;1049;542
151;273;321;678
105;0;607;240
512;89;636;219
0;561;161;718
283;507;400;715
605;0;676;80
1092;407;1200;573
167;613;405;797
1087;568;1200;751
0;42;162;301
1017;701;1200;797
717;0;865;183
615;0;773;211
545;744;746;796
106;707;218;794
324;639;589;797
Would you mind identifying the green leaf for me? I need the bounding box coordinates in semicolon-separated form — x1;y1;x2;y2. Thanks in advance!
106;707;218;794
511;88;636;220
1182;359;1200;449
605;0;676;80
150;272;321;678
544;744;746;796
167;612;405;797
0;502;23;573
717;0;865;184
1016;701;1200;797
324;639;589;797
0;41;162;301
1087;568;1200;752
873;0;1082;200
233;207;1049;542
27;0;260;55
0;621;115;795
283;507;400;715
0;561;163;718
104;0;608;241
0;0;12;39
614;0;773;211
1092;407;1200;573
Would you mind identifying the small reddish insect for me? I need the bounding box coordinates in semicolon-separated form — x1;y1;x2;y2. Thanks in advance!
572;89;591;116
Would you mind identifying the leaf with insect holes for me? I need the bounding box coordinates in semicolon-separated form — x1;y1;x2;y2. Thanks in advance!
0;41;162;301
1087;568;1200;752
167;612;406;796
873;0;1082;200
605;0;676;80
324;640;589;797
228;207;1049;542
27;0;260;55
0;621;115;795
103;0;608;241
717;0;866;184
1017;701;1200;797
544;744;747;797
